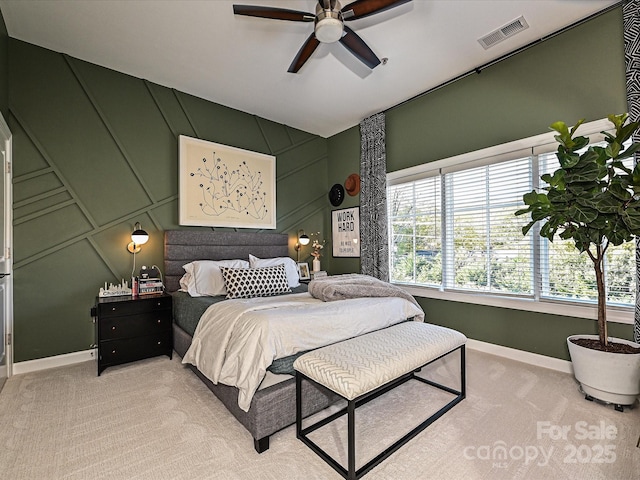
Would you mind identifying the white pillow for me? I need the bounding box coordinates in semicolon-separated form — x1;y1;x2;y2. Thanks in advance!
182;259;250;296
179;272;194;292
249;254;300;288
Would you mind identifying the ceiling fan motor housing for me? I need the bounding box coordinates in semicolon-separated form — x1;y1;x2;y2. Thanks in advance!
315;1;344;43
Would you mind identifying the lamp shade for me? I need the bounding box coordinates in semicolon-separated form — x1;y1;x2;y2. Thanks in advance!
315;17;343;43
299;234;310;246
131;222;149;245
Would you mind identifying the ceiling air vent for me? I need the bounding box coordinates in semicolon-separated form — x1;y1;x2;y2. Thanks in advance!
478;16;529;50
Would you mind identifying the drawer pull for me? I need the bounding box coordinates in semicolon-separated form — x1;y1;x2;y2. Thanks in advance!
157;341;162;345
157;319;161;324
111;326;117;331
157;302;162;306
112;349;117;354
111;307;116;311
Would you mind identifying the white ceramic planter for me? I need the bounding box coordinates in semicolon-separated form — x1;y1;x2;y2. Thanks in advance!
567;334;640;407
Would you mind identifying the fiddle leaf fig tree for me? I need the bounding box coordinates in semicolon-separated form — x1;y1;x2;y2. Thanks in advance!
515;113;640;350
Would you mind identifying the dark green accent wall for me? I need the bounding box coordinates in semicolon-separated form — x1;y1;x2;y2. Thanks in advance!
327;6;634;360
326;126;361;275
386;7;627;170
9;39;328;362
0;8;8;118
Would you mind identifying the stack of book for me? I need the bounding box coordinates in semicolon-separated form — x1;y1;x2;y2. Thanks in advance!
136;277;164;295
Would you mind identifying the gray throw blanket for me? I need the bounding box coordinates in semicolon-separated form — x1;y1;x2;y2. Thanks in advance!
308;274;425;322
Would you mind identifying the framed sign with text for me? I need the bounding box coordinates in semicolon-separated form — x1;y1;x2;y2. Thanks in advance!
331;207;360;257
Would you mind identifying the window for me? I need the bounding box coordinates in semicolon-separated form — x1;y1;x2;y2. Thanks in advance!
387;119;636;315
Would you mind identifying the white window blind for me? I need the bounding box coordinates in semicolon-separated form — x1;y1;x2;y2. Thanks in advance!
537;150;636;306
443;157;533;294
387;118;636;311
388;175;441;285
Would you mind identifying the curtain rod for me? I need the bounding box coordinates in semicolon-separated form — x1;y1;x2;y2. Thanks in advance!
384;1;623;114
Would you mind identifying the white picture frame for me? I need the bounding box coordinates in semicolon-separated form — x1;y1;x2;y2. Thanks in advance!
332;207;360;257
179;135;276;228
297;262;310;280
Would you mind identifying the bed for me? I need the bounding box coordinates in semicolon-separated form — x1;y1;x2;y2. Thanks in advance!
164;229;422;453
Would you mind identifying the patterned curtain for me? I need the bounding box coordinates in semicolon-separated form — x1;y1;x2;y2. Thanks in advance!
359;112;389;281
624;0;640;343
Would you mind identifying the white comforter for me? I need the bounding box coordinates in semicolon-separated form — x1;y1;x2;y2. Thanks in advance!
182;292;423;412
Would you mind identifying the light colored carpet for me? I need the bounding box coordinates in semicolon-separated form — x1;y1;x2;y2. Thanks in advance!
0;348;638;480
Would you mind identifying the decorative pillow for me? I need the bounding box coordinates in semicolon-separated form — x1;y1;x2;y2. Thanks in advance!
221;264;291;299
178;272;193;292
182;259;250;297
249;254;300;288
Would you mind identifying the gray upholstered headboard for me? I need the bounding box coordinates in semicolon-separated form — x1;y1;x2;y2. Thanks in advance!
163;230;290;292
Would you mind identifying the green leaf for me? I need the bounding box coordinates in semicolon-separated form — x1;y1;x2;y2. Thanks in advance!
609;160;631;174
564;162;601;183
570;119;586;136
531;208;550;222
539;222;556;240
633;163;640;184
559;229;574;240
607;113;628;131
572;135;590;151
567;204;599;224
566;183;593;196
617;141;640;160
557;147;580;168
605;142;622;159
522;221;535;236
542;169;566;189
522;190;539;205
621;208;640;233
608;183;632;201
547;188;568;204
608;227;632;246
618;121;640;144
550;121;570;138
591;146;609;165
588;214;608;229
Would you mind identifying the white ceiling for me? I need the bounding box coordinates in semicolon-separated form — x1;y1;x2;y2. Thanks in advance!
0;0;620;138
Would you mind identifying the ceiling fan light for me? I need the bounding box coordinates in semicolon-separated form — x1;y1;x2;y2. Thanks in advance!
315;17;343;43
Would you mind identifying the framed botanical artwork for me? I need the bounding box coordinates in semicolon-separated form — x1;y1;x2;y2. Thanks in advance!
179;135;276;228
297;262;310;280
332;207;360;257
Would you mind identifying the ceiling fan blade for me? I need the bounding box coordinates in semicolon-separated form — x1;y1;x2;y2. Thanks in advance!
341;0;412;21
288;34;321;73
339;26;381;69
233;5;315;22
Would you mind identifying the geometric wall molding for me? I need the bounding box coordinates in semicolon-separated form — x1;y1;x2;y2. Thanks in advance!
9;38;330;362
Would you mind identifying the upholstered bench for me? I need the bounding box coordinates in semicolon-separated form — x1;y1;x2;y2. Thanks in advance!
293;321;466;480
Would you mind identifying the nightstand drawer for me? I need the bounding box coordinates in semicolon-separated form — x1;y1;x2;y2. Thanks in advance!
99;311;171;340
99;334;172;368
97;295;172;318
94;293;173;375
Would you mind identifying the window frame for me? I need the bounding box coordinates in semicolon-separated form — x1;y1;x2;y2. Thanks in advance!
387;118;634;325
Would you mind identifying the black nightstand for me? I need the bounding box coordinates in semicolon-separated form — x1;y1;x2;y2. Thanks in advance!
93;293;173;375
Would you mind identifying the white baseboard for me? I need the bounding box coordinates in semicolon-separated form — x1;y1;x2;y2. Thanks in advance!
10;340;573;377
466;339;574;375
13;349;95;375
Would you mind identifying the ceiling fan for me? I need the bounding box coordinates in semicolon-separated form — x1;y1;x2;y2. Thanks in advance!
233;0;412;73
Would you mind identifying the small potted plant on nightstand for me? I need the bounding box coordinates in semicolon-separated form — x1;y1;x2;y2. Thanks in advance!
516;113;640;410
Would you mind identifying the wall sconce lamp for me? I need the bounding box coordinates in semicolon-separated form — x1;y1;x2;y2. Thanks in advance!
294;229;310;262
127;222;149;254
